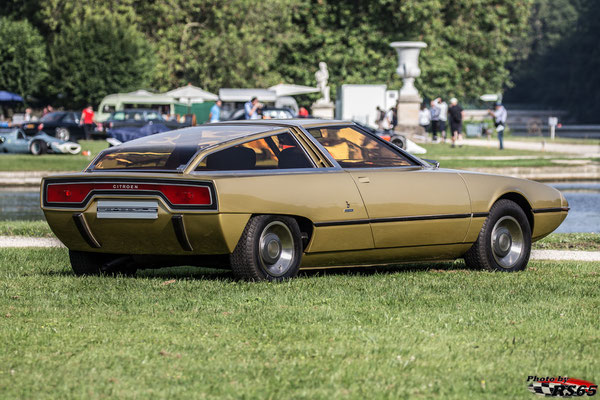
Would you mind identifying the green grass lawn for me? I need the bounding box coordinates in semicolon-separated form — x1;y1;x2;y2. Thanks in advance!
419;143;598;169
0;248;598;399
0;140;109;172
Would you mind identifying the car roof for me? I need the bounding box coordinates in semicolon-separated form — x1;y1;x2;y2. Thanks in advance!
213;119;351;129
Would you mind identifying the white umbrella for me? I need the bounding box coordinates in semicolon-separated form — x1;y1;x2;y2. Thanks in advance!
268;83;319;97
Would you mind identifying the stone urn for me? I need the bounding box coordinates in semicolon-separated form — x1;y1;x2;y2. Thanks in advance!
390;41;427;135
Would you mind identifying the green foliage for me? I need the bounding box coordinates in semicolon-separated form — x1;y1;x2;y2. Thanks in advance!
506;0;600;122
0;18;48;102
47;13;155;108
4;0;532;109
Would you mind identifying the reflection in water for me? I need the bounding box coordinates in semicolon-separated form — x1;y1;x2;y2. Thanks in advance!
551;182;599;234
0;182;598;233
0;188;43;221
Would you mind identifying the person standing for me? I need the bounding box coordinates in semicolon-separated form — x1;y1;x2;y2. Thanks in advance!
437;97;448;142
80;105;95;140
448;98;464;148
209;99;222;123
244;97;261;120
429;100;441;142
489;102;508;150
376;106;385;130
418;103;431;136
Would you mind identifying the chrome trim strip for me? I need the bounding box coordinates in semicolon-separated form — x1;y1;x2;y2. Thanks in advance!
73;213;101;248
97;200;158;219
172;215;193;251
472;212;490;218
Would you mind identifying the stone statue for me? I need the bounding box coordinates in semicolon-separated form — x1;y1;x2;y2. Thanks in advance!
315;61;330;104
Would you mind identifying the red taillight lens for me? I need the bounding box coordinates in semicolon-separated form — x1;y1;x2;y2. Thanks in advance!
37;123;44;131
46;183;212;206
157;185;211;205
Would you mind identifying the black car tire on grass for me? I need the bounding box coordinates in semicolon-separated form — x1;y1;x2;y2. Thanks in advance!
391;135;407;150
231;215;303;281
69;250;137;276
29;140;47;155
464;199;531;272
55;127;70;142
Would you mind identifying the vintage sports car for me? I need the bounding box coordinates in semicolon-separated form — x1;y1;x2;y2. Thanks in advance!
0;128;81;155
21;111;90;142
41;120;568;281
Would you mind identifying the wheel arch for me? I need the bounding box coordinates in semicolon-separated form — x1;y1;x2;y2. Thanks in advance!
495;192;534;232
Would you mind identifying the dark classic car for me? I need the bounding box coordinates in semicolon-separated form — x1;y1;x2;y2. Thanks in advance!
21;111;89;142
0;128;81;155
98;109;189;134
41;119;568;281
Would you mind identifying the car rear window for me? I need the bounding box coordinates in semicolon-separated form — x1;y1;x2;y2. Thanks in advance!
90;125;277;171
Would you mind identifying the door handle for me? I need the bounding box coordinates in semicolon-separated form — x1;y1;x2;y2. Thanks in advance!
358;176;370;183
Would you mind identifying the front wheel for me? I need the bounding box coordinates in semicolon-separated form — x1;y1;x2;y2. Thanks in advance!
464;199;531;272
230;215;303;281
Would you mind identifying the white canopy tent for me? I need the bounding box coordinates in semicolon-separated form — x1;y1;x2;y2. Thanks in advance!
165;84;219;104
218;89;278;103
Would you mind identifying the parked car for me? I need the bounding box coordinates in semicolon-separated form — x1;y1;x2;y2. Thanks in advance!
0;128;81;155
222;107;294;121
97;109;189;137
21;111;89;142
41;119;568;281
353;121;407;150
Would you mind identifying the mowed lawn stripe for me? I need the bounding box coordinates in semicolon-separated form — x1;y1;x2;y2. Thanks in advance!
0;248;598;399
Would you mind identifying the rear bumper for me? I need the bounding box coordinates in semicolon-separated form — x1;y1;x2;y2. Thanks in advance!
44;206;250;255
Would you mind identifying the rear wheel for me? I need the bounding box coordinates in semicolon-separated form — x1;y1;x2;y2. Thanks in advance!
464;199;531;272
230;215;302;281
391;135;407;150
55;127;70;141
69;250;137;276
29;140;47;155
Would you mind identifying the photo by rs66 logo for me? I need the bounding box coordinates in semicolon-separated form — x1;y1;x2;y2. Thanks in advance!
527;376;598;397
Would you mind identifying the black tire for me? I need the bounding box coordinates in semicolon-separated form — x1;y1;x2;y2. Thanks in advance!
391;135;407;150
69;250;137;276
464;199;531;272
230;215;303;281
55;127;70;141
29;140;47;155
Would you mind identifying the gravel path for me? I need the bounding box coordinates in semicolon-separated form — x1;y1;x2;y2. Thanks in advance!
2;236;599;262
0;236;65;248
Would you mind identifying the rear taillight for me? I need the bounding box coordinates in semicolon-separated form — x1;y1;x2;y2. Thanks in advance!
37;123;44;131
46;182;212;206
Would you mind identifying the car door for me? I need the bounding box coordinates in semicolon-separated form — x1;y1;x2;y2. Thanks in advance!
306;125;471;248
15;130;31;153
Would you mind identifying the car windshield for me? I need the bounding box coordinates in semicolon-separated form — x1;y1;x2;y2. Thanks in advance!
40;113;64;122
91;125;277;171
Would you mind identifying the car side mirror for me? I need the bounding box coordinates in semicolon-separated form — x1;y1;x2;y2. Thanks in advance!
423;158;440;168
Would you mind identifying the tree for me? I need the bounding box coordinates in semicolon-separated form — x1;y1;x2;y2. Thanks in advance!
0;18;48;102
48;13;155;108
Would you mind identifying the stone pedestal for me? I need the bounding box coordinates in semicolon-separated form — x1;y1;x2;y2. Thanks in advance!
396;94;421;129
311;102;335;119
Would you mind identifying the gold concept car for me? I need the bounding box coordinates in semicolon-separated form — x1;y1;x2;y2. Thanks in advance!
41;120;568;280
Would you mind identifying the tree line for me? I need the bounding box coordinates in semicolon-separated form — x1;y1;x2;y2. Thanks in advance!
6;0;592;122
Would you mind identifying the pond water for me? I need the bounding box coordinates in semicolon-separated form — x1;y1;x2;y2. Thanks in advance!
0;182;598;233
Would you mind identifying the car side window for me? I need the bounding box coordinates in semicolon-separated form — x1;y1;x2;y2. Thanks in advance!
196;132;314;171
62;113;75;123
113;112;125;121
17;131;25;140
307;126;415;168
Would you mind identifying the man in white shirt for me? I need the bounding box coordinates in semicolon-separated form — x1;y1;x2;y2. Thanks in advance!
489;102;508;150
436;98;448;142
